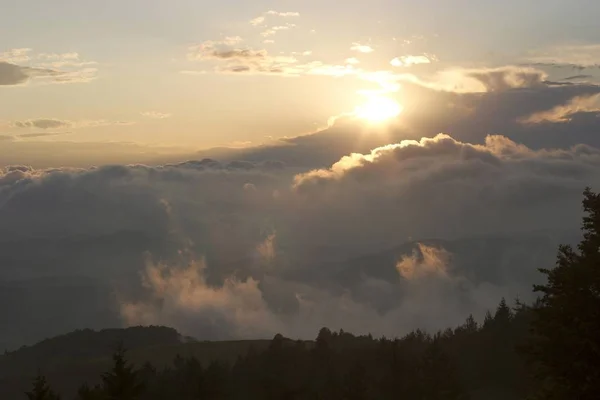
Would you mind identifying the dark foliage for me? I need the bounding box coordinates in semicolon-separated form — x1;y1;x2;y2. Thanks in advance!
526;187;600;400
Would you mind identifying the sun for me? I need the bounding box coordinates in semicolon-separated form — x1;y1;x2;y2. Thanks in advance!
354;95;403;122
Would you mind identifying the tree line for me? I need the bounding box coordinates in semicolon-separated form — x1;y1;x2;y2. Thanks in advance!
25;188;600;400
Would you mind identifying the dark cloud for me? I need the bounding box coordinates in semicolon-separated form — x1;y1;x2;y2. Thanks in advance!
526;62;594;71
16;132;69;139
13;119;71;129
563;74;594;81
209;49;267;59
0;62;31;85
1;130;597;345
0;61;67;85
0;61;95;86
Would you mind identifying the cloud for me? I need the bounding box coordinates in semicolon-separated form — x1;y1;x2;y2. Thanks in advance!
16;132;69;139
519;93;600;123
222;36;243;45
0;62;55;86
260;24;296;37
12;119;71;130
34;52;97;69
141;111;172;119
0;48;97;86
0;48;32;63
250;10;299;26
188;39;300;76
394;66;549;93
250;16;266;26
1;127;597;345
119;242;516;340
391;55;433;67
0;61;96;86
396;244;450;280
525;43;600;69
350;43;374;53
563;74;594;81
188;39;268;61
10;118;134;130
266;11;300;17
346;57;360;64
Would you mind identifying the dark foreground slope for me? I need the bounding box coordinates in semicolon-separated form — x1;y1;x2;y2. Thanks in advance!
0;326;271;400
0;301;532;400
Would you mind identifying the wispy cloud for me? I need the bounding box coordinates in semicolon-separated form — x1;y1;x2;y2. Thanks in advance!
0;48;32;63
563;74;594;81
250;10;300;26
393;66;548;93
0;48;98;86
11;118;134;129
525;43;600;69
519;93;600;123
350;43;374;53
141;111;172;119
390;54;434;67
188;39;268;61
260;24;296;37
12;119;71;129
266;11;300;17
249;16;266;26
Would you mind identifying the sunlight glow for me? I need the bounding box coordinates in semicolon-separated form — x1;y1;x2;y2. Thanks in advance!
354;96;403;122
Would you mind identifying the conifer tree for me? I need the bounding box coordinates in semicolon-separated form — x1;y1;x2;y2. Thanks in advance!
421;336;469;400
25;373;61;400
77;383;103;400
528;188;600;400
100;343;145;400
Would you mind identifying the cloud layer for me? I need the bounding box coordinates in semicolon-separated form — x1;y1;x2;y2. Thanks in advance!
1;127;596;345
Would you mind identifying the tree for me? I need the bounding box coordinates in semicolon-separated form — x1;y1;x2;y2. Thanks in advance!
77;383;103;400
25;373;61;400
100;343;145;400
482;311;493;329
421;337;469;400
462;314;478;333
528;188;600;400
494;298;513;325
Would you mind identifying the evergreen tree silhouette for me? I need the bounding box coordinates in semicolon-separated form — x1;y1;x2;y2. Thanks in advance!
77;383;103;400
100;342;145;400
528;188;600;400
421;335;468;400
463;314;478;333
25;372;61;400
494;297;513;325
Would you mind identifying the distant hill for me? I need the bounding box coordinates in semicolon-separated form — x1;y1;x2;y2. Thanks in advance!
0;326;272;400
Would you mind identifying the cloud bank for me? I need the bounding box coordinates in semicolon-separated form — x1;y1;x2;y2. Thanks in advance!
0;128;596;345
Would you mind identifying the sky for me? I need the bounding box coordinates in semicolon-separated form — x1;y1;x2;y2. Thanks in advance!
2;0;600;164
3;1;600;348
